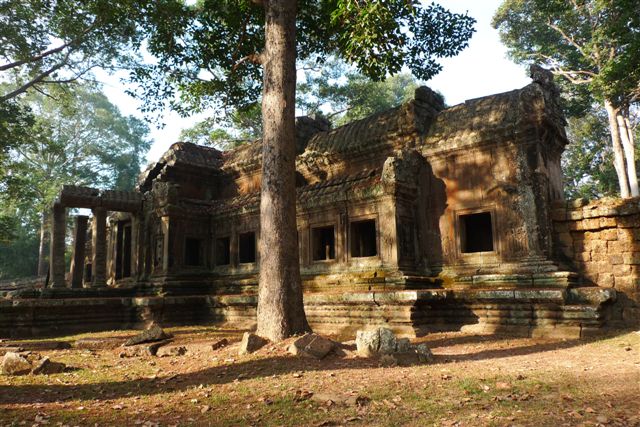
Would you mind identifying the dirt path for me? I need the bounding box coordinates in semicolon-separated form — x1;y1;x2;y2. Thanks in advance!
1;327;638;426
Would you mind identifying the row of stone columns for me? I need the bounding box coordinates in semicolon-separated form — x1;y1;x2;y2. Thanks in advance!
49;204;108;289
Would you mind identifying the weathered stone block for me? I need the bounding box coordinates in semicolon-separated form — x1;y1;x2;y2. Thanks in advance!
288;333;335;359
597;273;615;288
568;210;584;221
600;217;617;228
591;251;608;262
156;345;187;357
614;276;634;290
31;357;66;375
119;341;166;357
600;229;618;241
582;218;601;230
623;252;640;265
617;229;634;241
238;332;268;355
608;241;626;254
612;264;631;275
124;324;169;347
608;254;624;265
1;352;31;376
356;329;381;357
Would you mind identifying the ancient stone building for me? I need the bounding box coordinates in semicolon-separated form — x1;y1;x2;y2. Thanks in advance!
1;67;638;338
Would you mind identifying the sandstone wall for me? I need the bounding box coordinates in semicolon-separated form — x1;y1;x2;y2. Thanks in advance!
552;198;640;327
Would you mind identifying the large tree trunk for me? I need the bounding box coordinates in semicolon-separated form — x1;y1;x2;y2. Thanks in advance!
617;107;639;197
256;0;310;341
604;99;631;198
37;209;50;276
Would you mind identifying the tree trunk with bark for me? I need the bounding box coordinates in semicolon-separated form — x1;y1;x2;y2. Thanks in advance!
604;99;632;198
256;0;311;341
617;106;639;197
37;210;50;276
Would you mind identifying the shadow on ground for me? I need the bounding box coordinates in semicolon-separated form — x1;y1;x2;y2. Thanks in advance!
0;331;615;405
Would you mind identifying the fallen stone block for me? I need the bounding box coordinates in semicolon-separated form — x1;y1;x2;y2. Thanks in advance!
414;343;433;363
378;328;397;354
210;338;229;351
119;341;167;358
238;333;268;355
1;352;32;376
31;357;66;375
288;333;335;359
355;327;433;364
355;329;381;357
156;345;187;357
123;323;169;347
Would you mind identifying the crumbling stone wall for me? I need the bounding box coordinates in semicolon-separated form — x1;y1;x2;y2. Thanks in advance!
552;198;640;327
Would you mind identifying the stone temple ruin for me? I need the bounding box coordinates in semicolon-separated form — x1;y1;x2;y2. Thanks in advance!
1;67;638;338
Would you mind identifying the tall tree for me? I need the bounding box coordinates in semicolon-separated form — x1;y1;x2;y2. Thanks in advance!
0;83;151;279
297;59;426;125
0;0;171;102
493;0;640;198
133;0;475;341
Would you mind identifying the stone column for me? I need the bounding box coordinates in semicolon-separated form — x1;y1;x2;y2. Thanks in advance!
69;215;88;288
49;202;67;288
91;207;107;287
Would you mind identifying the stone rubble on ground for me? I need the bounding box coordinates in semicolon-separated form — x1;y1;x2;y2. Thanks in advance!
287;333;335;359
156;344;187;357
31;357;66;375
355;327;433;365
1;352;32;375
119;341;168;358
238;332;268;355
1;351;67;375
123;323;170;347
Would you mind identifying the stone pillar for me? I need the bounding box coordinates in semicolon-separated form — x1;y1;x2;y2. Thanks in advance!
91;207;107;287
161;216;171;272
49;202;67;288
69;215;88;288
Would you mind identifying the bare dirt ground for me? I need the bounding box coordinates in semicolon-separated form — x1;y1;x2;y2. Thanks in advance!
1;326;639;427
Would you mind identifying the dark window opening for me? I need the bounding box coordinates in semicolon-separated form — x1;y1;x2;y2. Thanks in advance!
184;237;202;266
84;263;92;283
350;219;377;257
460;212;494;253
312;226;335;261
216;237;231;266
122;225;132;277
239;232;256;263
115;222;132;279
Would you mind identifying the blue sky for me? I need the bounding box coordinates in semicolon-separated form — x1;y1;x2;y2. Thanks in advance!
95;0;530;164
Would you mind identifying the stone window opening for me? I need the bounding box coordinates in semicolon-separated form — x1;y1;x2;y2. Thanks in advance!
460;212;494;253
115;222;132;279
184;237;202;266
215;236;231;266
239;232;256;264
350;219;377;258
312;225;335;261
84;263;92;283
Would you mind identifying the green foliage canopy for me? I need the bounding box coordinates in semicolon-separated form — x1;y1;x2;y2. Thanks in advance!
131;0;474;118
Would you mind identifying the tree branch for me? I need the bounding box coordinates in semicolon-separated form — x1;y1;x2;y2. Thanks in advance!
232;52;264;72
0;56;69;101
0;22;97;72
546;19;590;60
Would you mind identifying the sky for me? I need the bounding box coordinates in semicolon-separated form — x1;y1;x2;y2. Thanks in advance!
95;0;531;165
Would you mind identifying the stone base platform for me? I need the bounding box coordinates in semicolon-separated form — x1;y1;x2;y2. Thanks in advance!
0;285;617;340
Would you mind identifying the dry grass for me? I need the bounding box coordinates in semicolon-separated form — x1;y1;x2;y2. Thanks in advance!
1;326;639;426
